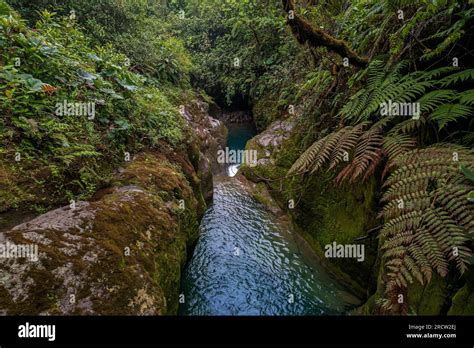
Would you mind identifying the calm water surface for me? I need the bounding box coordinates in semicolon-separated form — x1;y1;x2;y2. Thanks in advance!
179;123;356;315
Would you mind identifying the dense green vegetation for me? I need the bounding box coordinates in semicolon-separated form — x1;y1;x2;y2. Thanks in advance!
0;0;192;212
281;0;474;314
1;0;473;315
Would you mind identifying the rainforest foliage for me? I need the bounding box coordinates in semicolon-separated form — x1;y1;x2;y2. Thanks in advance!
1;0;190;210
1;0;474;314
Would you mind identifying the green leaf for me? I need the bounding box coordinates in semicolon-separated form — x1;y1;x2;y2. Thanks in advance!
459;89;474;106
18;74;45;91
78;70;98;81
101;88;124;100
115;119;130;130
460;165;474;182
431;104;472;129
117;79;138;91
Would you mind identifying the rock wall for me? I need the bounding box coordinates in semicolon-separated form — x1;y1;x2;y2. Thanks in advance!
0;97;227;315
182;99;227;202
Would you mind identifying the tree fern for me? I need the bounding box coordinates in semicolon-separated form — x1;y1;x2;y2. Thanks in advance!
335;124;384;184
328;123;367;170
339;63;474;130
389;115;427;135
289;121;415;184
418;90;458;113
459;89;474;106
289;122;367;175
390;87;474;132
379;145;474;312
339;61;436;124
291;137;474;313
289;55;474;315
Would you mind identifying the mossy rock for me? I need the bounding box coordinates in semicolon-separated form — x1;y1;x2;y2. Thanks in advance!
355;293;378;315
448;285;474;315
0;153;200;315
252;93;282;131
407;274;448;315
285;172;379;295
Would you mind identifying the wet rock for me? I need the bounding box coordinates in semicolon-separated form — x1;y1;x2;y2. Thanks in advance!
183;99;228;202
247;118;295;168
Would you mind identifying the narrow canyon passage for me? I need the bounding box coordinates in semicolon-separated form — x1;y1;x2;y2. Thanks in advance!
179;122;358;315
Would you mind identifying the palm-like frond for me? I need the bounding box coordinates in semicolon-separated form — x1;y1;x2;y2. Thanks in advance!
339;63;474;131
335;125;384;183
288;122;371;176
459;89;474;106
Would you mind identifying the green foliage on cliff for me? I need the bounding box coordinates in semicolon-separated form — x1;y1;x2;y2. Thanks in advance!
0;1;188;211
281;0;474;314
7;0;193;84
171;0;300;107
3;0;474;316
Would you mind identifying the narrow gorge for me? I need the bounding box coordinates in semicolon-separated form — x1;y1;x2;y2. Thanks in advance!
1;0;473;320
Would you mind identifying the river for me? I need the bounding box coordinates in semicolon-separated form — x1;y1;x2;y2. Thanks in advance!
179;123;357;315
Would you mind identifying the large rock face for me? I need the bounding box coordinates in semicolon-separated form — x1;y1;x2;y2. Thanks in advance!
182;99;227;202
0;97;226;315
0;152;201;315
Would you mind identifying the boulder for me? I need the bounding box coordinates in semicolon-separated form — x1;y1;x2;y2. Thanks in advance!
0;152;202;315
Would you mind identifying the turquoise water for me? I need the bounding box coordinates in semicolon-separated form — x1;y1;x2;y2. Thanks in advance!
179;122;356;316
226;123;257;152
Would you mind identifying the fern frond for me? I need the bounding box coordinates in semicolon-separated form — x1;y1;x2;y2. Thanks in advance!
389;116;427;135
380;144;474;311
459;89;474;106
336;124;384;183
418;90;458;113
288;123;373;176
328;122;368;170
438;69;474;88
383;133;416;162
430;104;473;129
288;136;327;175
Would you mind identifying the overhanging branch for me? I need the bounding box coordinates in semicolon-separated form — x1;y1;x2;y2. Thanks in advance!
282;0;368;68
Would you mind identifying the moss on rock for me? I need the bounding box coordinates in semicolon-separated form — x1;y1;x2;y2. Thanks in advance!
252;93;283;131
0;152;201;315
448;285;474;315
286;174;379;297
407;274;448;315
